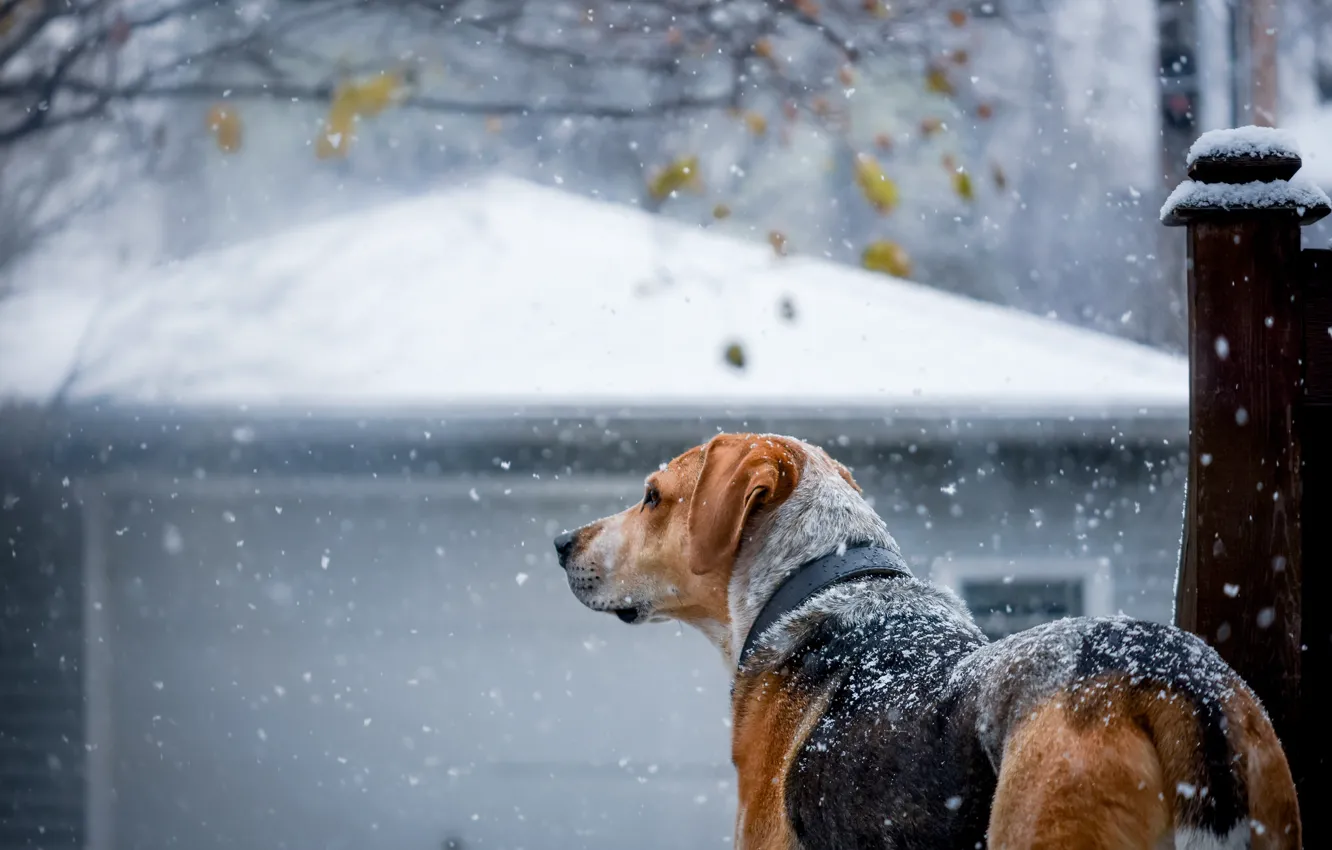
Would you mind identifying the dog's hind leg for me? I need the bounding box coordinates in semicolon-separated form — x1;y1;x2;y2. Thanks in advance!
987;698;1173;850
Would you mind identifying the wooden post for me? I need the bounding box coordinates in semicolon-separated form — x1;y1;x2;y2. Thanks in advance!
1163;133;1330;839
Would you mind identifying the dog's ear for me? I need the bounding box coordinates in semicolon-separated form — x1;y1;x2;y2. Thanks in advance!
686;434;802;577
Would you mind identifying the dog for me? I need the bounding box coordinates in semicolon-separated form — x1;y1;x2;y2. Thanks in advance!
553;433;1300;850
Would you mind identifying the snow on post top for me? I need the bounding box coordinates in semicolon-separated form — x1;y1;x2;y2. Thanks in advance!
1160;176;1331;226
1185;126;1301;166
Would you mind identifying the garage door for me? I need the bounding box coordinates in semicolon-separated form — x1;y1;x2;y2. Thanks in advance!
93;477;734;850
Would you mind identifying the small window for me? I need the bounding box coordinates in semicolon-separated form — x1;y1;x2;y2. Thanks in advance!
930;557;1113;640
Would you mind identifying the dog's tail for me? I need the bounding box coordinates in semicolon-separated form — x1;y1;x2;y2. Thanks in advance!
1136;680;1300;850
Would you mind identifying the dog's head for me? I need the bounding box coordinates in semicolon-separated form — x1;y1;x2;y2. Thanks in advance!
553;433;861;642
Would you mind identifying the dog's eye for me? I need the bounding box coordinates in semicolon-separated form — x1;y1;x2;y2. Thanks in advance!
643;485;661;508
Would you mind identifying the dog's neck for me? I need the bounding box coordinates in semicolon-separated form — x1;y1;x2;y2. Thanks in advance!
715;453;900;670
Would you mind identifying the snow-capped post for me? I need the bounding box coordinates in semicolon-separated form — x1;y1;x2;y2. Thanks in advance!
1162;125;1331;829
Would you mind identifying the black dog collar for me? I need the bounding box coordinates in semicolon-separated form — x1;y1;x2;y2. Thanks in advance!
738;545;914;669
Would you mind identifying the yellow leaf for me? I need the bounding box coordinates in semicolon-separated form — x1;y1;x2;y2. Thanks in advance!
862;241;912;279
206;104;242;153
648;156;702;201
713;203;732;220
925;66;954;96
768;231;789;256
952;169;975;201
723;342;746;369
854;153;900;214
316;71;407;159
743;111;768;136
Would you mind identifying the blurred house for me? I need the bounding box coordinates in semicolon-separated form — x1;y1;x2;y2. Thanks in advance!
0;178;1188;850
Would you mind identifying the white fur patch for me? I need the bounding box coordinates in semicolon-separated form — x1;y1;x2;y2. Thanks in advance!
1174;825;1249;850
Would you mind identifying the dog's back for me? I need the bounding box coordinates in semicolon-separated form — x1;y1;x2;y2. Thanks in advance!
767;580;1298;850
958;617;1299;850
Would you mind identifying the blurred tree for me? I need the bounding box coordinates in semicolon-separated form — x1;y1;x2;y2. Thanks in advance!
1;0;1180;351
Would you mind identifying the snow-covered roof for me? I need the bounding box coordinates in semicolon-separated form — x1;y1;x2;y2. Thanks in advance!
0;177;1186;418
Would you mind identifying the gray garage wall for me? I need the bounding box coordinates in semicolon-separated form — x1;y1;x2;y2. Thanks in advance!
89;476;735;850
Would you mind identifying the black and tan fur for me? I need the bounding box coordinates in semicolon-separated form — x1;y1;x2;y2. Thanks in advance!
554;433;1300;849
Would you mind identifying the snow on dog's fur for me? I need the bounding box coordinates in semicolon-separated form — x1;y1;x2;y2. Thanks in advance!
556;433;1300;850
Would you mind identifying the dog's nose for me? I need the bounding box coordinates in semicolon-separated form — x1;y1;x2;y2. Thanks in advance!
554;529;577;568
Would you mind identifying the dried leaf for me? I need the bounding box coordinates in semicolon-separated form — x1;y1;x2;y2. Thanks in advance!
976;102;994;120
947;8;968;26
206;104;243;154
743;111;768;136
861;0;888;16
874;133;894;152
794;0;820;16
951;49;969;66
648;155;703;201
485;116;503;134
991;162;1008;190
925;66;954;96
724;342;747;369
952;169;975;202
713;203;732;220
941;153;957;171
316;71;407;159
862;240;912;279
919;116;944;137
854;154;900;214
665;25;683;45
838;65;856;87
782;99;800;121
753;38;774;59
768;231;789;256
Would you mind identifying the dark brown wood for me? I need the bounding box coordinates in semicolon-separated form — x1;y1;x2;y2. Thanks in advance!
1306;250;1332;406
1177;214;1304;749
1187;153;1301;184
1298;249;1332;847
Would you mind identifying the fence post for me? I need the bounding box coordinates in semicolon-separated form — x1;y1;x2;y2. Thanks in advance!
1161;127;1329;837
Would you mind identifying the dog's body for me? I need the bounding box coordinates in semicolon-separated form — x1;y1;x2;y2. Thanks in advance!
554;434;1299;849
